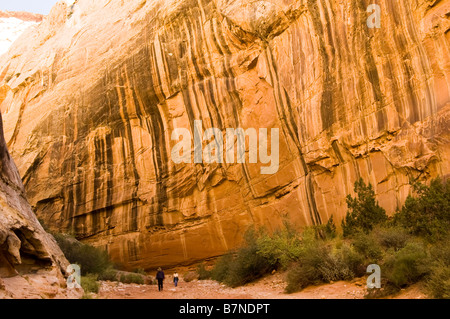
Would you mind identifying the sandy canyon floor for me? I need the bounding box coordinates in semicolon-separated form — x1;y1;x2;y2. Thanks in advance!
94;272;427;300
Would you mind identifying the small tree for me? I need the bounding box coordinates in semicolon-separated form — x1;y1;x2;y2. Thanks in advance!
325;215;337;239
342;178;387;237
394;178;450;241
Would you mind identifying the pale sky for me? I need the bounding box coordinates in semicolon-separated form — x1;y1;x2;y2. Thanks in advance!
0;0;58;15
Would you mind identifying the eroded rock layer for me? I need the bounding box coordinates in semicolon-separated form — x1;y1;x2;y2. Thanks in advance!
0;109;77;298
0;0;449;269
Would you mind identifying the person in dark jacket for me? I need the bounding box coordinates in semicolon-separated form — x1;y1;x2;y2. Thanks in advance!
173;271;179;287
156;267;165;291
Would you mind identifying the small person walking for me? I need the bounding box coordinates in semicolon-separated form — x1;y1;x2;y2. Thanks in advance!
156;267;165;291
173;271;179;287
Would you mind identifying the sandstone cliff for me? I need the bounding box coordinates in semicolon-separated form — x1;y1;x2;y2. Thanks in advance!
0;11;43;55
0;109;80;298
0;0;449;270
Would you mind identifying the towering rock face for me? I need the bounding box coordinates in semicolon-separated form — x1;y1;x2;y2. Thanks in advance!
0;110;76;298
0;0;449;270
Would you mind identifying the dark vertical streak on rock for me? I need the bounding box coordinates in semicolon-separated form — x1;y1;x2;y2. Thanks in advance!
307;0;335;131
265;46;322;226
134;46;169;228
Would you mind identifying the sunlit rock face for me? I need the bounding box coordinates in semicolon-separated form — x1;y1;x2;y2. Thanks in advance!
0;11;43;55
0;0;449;270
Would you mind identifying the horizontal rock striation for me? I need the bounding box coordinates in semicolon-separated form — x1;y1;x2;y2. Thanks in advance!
0;0;449;270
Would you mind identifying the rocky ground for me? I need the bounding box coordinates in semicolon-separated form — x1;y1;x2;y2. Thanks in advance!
0;271;82;299
93;272;428;300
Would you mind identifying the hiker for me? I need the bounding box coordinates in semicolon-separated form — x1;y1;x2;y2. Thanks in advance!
173;272;179;287
156;267;165;291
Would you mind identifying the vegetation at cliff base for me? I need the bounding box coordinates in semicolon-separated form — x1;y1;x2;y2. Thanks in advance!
39;223;149;296
200;177;450;299
342;178;388;237
81;274;100;294
394;178;450;241
52;233;113;276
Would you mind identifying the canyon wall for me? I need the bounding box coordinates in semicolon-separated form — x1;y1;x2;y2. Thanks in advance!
0;0;449;270
0;110;77;298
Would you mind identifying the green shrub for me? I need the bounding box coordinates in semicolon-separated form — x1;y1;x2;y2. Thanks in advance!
210;254;233;283
285;241;334;293
384;241;430;288
119;273;145;285
53;233;113;275
312;216;339;240
339;243;366;277
223;245;271;288
285;263;314;294
426;262;450;299
318;248;356;283
97;268;119;282
324;215;337;239
426;238;450;298
429;237;450;266
133;268;147;275
81;274;100;294
285;240;364;293
256;225;302;270
373;227;410;251
394;178;450;242
352;232;383;262
342;178;388;237
197;263;211;280
210;229;272;287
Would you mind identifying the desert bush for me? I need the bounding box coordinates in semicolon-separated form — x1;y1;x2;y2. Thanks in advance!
318;249;355;282
285;263;313;294
119;273;145;285
133;268;147;275
53;233;113;275
338;243;366;277
373;227;410;251
285;242;335;293
324;215;337;239
352;232;383;262
97;268;119;282
383;241;430;288
256;224;302;270
223;246;271;288
426;262;450;299
285;240;364;293
342;178;388;237
197;263;211;280
312;216;338;240
210;253;233;283
210;229;271;287
425;238;450;298
394;178;450;242
81;274;100;294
